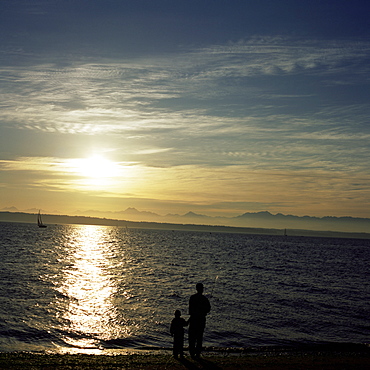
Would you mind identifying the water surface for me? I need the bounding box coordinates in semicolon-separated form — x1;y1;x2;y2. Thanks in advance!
0;222;369;353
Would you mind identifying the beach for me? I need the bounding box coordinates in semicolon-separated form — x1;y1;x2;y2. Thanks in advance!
0;345;369;369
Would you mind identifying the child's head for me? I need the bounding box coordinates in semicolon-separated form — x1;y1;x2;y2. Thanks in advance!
174;309;181;318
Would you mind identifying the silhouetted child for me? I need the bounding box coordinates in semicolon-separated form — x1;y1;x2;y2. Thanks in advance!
170;309;188;358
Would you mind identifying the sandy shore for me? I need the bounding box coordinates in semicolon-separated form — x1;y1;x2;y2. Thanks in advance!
0;345;369;369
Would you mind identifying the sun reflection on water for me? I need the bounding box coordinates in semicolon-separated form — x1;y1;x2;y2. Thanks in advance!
58;225;123;350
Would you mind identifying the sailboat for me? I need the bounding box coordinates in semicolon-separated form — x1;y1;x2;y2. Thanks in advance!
37;210;47;228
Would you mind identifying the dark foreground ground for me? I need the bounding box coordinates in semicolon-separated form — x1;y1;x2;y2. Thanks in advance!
0;344;369;370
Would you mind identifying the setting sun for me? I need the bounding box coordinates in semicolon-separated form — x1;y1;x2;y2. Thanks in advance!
76;156;119;179
66;155;123;188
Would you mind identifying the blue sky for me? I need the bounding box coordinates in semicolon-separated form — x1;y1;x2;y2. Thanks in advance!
1;0;370;218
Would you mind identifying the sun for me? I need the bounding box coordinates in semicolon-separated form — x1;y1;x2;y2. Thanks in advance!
78;155;118;179
68;155;122;188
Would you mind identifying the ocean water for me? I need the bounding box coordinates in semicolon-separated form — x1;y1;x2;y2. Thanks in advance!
0;221;369;354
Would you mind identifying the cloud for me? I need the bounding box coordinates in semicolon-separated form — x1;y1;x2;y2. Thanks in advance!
1;37;370;182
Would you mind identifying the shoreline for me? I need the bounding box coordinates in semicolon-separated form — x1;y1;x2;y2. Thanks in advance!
0;344;369;369
2;212;370;239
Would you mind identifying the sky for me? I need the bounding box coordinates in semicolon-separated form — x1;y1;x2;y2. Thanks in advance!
1;0;370;219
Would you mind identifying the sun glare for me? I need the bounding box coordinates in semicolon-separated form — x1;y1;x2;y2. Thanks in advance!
77;156;118;179
60;154;143;192
66;155;123;188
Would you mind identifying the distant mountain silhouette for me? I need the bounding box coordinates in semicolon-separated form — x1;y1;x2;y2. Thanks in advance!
232;211;369;233
183;211;208;218
1;207;369;234
1;206;19;212
122;208;159;217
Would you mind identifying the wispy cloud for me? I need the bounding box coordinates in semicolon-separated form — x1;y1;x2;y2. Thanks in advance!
1;36;370;216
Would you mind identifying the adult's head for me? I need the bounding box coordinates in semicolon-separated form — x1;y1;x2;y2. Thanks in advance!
196;283;204;294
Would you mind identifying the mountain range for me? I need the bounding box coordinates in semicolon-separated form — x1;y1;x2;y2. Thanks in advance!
1;206;369;234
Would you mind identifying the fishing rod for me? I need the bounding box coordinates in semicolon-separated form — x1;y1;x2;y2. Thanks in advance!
210;275;218;297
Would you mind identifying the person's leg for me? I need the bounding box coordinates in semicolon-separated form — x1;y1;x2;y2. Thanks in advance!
173;337;178;358
195;326;204;357
179;336;184;358
188;325;196;358
174;335;183;358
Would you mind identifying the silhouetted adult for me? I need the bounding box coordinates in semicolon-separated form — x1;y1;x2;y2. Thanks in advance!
188;283;211;358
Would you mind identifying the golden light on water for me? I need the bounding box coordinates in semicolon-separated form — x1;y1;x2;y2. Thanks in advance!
58;225;123;350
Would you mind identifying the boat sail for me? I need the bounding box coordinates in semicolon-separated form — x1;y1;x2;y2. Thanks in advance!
37;210;47;228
